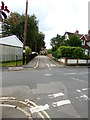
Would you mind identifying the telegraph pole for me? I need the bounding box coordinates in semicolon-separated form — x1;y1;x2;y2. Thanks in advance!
23;0;28;65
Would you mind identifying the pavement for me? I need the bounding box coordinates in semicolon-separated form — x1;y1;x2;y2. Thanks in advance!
23;56;39;69
3;56;39;71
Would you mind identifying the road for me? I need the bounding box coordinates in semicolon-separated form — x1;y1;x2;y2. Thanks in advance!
0;55;89;119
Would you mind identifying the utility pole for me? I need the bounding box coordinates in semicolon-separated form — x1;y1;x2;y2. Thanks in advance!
23;0;28;65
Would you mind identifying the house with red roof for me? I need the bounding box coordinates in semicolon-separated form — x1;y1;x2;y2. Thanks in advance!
64;30;90;56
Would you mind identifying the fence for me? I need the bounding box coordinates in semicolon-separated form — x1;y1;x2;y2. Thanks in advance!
25;53;38;64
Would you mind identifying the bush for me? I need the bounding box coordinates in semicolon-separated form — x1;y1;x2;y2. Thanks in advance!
56;46;85;58
25;46;32;55
52;51;58;58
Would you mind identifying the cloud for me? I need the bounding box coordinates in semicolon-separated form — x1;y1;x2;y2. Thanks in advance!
2;0;89;48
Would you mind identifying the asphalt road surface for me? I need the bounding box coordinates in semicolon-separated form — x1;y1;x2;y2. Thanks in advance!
0;55;90;119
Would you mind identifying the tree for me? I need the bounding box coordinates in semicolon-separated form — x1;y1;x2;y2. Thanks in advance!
50;34;65;51
26;14;39;51
66;33;82;47
36;32;45;53
2;12;25;42
2;12;45;52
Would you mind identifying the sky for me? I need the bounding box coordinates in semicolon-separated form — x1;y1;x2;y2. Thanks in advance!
1;0;90;48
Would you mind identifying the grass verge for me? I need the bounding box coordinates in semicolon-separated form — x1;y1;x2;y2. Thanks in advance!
0;60;23;67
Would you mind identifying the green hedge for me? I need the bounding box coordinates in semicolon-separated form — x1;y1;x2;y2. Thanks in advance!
52;51;58;58
54;46;86;59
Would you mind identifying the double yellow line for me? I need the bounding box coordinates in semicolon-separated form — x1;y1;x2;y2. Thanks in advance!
0;97;51;120
27;100;51;119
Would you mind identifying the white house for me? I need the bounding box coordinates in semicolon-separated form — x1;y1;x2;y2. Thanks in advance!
0;35;23;62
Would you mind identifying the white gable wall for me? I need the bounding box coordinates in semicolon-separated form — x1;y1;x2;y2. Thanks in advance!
0;35;23;62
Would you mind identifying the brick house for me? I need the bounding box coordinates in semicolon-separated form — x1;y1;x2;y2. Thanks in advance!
64;30;90;56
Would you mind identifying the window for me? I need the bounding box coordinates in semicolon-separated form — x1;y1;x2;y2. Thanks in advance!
81;40;85;45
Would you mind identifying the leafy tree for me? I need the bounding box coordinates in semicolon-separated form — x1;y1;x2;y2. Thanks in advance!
2;12;24;42
66;33;82;47
50;34;65;51
36;32;45;53
2;12;45;52
26;14;39;51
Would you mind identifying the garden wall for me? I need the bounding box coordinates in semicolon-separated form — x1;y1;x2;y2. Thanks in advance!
59;58;90;65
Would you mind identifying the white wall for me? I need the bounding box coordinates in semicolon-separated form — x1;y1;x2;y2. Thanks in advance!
0;44;23;62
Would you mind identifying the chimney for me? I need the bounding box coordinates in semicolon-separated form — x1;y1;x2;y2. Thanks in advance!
76;30;79;35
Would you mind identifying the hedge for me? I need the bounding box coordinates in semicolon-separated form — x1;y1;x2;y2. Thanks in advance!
54;46;86;59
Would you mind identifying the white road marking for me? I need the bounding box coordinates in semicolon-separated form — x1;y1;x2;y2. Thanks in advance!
64;72;89;75
30;104;49;113
77;90;81;92
82;88;88;91
71;78;86;83
44;74;52;76
76;95;90;101
47;64;51;70
48;92;64;98
47;64;49;68
52;100;71;107
51;64;56;67
80;95;89;100
76;89;90;101
64;73;77;75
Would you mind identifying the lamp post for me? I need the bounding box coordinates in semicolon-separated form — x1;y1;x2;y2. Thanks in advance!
23;0;28;65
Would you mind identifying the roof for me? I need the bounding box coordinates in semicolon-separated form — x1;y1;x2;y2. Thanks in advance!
0;35;23;48
65;31;89;42
65;31;90;49
65;31;83;38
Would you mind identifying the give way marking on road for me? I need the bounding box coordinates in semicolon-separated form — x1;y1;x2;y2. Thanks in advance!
48;92;64;98
52;99;71;107
76;88;90;101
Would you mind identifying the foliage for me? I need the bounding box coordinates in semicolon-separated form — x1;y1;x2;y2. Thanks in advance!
50;34;65;51
52;51;58;58
25;46;31;55
47;49;52;54
54;46;85;59
66;33;82;47
37;32;45;53
2;12;45;52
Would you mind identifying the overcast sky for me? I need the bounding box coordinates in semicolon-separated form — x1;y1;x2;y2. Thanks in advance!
1;0;90;48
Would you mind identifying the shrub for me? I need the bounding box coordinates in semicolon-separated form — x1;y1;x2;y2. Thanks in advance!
25;46;32;55
52;51;58;58
56;46;85;58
